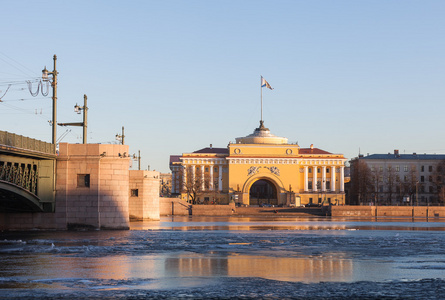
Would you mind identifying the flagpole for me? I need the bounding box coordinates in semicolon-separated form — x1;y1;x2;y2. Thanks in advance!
260;76;263;122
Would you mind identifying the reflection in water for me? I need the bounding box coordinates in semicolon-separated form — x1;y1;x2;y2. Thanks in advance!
131;216;445;231
163;253;354;283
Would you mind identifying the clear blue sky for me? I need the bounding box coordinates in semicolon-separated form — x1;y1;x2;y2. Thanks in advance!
1;1;445;173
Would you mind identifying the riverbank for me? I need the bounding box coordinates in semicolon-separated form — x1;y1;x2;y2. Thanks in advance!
160;198;445;218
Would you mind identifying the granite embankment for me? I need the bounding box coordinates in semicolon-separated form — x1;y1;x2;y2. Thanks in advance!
161;198;445;218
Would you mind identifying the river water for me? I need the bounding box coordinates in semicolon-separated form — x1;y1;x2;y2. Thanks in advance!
1;216;445;299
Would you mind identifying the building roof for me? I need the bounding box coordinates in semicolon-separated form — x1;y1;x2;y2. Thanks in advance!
362;153;445;160
235;121;288;145
299;148;332;155
169;155;181;164
193;147;229;154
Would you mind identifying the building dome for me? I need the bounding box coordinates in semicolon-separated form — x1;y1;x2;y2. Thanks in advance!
235;121;288;145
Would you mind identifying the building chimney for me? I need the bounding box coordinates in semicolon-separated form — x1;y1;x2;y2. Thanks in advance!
210;144;213;149
310;144;314;150
394;149;399;156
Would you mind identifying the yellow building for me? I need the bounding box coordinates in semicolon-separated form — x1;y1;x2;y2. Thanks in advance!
170;121;346;206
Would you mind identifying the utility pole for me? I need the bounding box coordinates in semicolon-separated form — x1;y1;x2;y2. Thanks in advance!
58;94;88;144
42;55;58;145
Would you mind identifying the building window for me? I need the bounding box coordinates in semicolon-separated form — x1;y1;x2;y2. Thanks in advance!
421;166;425;172
404;175;407;182
308;181;313;190
429;186;433;193
379;166;383;172
214;167;218;172
309;197;313;204
326;168;330;173
421;176;425;183
77;174;90;188
404;166;408;172
205;167;209;172
429;176;432;182
308;168;312;173
396;166;400;172
317;168;321;173
371;167;375;172
428;166;432;172
131;189;139;197
326;181;331;190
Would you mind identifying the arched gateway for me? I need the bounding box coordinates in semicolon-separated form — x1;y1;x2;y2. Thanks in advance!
249;179;277;206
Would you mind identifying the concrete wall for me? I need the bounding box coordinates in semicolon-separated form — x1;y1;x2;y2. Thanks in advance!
129;170;160;221
191;203;235;216
331;205;445;218
160;197;191;216
56;143;130;230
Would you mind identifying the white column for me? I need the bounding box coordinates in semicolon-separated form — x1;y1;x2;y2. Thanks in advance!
331;166;336;192
340;166;345;192
218;165;223;191
201;165;204;190
312;166;317;192
182;166;187;191
304;166;308;192
322;166;326;191
210;165;214;190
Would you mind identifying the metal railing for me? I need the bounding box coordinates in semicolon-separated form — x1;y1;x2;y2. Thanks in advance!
0;130;55;154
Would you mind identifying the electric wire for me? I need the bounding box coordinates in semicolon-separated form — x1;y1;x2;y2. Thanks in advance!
0;50;39;78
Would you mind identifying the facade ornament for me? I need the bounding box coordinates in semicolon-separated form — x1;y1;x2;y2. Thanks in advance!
265;166;280;176
247;166;260;176
299;167;304;173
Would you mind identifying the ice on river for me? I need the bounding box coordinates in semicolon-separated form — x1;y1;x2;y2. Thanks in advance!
1;216;445;299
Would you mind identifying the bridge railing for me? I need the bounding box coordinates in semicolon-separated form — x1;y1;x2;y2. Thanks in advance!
0;131;55;154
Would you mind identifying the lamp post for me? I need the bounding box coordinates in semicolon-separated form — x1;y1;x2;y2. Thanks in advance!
57;94;88;144
132;150;141;170
42;55;58;145
116;126;125;145
75;95;88;144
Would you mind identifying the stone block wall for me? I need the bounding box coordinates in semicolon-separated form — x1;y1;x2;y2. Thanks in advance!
331;205;445;218
191;203;235;216
331;205;375;217
129;170;160;220
56;143;130;230
160;197;191;216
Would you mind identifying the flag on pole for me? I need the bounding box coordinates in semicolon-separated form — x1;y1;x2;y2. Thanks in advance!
261;76;274;90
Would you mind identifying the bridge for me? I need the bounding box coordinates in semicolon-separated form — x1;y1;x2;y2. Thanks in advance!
0;130;56;213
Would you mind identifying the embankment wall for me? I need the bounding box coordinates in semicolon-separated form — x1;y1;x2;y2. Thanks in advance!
331;206;445;218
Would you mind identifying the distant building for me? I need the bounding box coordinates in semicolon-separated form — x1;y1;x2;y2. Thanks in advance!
349;150;445;205
159;173;172;196
170;121;347;206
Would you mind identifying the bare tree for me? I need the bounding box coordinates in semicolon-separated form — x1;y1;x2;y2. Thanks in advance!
432;160;445;205
385;166;397;205
401;165;418;205
179;166;213;204
349;159;373;205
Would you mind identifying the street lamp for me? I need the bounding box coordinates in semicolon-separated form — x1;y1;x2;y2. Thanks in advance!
57;94;88;144
132;150;141;170
116;126;125;145
42;55;58;145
